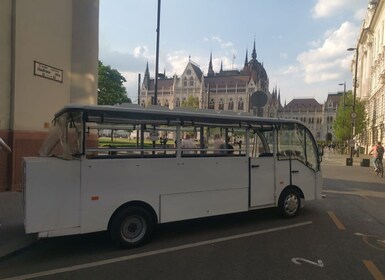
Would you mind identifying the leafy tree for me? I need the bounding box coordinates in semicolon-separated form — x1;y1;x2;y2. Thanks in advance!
98;61;131;105
333;90;366;142
181;96;199;109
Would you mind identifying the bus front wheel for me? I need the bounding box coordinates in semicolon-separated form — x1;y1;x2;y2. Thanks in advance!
110;206;154;248
278;188;301;218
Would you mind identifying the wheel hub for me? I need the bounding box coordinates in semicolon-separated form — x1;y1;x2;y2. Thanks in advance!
285;195;298;214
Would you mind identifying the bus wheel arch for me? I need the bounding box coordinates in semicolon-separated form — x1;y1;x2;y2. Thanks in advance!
278;186;304;218
108;201;158;248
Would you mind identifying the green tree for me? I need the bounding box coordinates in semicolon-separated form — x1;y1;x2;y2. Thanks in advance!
181;96;199;109
333;90;366;142
98;61;131;105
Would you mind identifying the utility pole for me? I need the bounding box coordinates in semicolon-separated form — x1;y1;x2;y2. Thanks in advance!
154;0;161;105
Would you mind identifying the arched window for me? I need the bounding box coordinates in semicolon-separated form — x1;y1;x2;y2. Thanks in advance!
208;99;215;109
189;77;194;86
218;99;224;110
238;98;244;111
228;98;234;110
183;77;187;87
176;98;180;107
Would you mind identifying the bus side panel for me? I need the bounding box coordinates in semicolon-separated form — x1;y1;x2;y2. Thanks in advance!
160;188;248;223
24;157;81;234
79;157;249;233
275;160;319;202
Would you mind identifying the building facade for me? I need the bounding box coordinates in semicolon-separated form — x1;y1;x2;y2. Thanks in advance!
352;0;385;152
277;94;342;143
140;41;282;118
141;39;342;143
0;0;99;191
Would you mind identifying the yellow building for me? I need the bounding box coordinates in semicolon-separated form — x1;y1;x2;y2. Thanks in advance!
353;0;385;152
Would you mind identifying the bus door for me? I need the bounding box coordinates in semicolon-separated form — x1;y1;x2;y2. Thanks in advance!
275;124;319;200
249;129;275;207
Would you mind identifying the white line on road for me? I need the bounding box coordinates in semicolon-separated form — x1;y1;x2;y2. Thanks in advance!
1;221;312;280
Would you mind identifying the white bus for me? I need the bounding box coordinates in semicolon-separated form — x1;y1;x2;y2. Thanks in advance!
23;104;323;248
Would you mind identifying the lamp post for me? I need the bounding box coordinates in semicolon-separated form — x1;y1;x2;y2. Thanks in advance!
338;82;346;107
347;47;359;165
154;0;161;105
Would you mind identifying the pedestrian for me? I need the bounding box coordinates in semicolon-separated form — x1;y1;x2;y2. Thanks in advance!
181;134;196;154
369;141;384;171
213;134;224;154
219;136;234;155
354;142;360;157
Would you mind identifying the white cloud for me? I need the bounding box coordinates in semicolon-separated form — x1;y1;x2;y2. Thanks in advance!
133;46;150;58
296;21;358;84
165;51;190;74
211;35;234;49
312;0;367;19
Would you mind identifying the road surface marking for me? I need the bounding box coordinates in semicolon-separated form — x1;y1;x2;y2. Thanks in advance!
355;233;385;251
292;257;324;267
323;189;385;199
363;260;385;280
327;211;346;230
0;221;312;280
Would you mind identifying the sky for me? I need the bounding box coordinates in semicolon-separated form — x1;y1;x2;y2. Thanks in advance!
99;0;369;105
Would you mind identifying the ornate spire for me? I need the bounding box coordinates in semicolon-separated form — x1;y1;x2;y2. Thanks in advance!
143;61;150;89
220;60;223;72
208;52;214;76
252;39;257;61
244;49;248;67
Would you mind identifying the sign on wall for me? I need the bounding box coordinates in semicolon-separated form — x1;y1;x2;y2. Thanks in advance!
34;61;63;83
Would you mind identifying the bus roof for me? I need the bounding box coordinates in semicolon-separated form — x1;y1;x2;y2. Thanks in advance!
55;104;305;128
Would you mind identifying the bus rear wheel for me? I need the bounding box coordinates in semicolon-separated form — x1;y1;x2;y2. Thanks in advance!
278;189;301;218
110;206;154;248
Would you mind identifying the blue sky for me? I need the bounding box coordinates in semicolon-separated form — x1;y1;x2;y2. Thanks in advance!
99;0;368;104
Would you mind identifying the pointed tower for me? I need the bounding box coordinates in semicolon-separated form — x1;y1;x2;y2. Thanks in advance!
242;49;249;72
208;52;214;76
143;61;151;89
252;39;257;61
220;61;223;72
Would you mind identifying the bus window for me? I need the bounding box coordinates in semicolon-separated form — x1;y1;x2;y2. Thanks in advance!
251;129;274;158
277;123;319;170
305;129;318;170
277;123;306;162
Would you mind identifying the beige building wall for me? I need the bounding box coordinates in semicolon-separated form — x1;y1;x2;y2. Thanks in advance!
0;0;99;191
0;0;12;131
355;0;385;151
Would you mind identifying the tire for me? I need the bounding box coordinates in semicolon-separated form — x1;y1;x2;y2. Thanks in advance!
110;206;154;248
278;189;301;218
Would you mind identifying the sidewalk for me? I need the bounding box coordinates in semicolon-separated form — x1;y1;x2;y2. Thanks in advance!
0;192;37;260
0;152;379;261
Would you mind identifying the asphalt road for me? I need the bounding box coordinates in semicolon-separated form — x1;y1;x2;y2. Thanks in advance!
0;156;384;280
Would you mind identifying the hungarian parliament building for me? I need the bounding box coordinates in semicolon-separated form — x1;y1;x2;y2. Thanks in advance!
140;41;340;142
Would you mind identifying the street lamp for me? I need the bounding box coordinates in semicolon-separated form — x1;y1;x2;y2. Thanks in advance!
338;82;346;107
154;0;161;105
347;47;359;165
